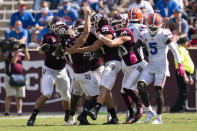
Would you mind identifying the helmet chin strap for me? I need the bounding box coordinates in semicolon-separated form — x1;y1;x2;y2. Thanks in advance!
148;27;158;37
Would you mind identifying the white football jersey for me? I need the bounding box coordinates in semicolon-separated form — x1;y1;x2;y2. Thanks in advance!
128;23;147;60
140;28;173;76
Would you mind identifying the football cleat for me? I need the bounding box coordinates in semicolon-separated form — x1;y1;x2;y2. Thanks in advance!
4;112;10;116
103;118;120;125
144;110;156;123
152;118;162;124
65;115;78;126
77;114;90;125
83;108;97;120
27;115;36;126
64;111;70;122
123;116;136;124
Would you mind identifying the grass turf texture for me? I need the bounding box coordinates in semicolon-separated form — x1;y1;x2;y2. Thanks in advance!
0;113;197;131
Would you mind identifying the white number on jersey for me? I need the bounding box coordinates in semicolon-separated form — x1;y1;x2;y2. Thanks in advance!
102;27;109;32
51;50;64;60
118;45;128;57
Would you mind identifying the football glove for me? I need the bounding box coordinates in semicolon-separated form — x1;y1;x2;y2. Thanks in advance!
130;51;137;64
41;43;50;52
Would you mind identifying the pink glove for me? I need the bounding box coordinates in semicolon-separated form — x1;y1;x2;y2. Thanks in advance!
130;51;137;64
178;63;185;77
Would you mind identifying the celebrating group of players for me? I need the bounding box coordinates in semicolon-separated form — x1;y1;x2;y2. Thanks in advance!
26;6;185;126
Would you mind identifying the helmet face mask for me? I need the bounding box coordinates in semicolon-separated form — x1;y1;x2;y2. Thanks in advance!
148;25;160;36
91;13;109;31
57;25;72;39
49;16;66;34
111;20;123;31
147;13;162;36
73;19;85;36
111;13;128;31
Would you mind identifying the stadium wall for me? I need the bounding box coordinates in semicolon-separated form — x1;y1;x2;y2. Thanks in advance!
0;50;196;113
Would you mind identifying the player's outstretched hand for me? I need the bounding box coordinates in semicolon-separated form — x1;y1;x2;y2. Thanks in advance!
65;45;77;54
84;6;91;15
41;43;50;52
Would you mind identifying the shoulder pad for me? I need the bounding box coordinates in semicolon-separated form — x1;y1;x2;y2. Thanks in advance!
163;28;173;38
140;25;147;31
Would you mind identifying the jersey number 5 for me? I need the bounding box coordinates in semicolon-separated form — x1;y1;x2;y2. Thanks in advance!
149;43;157;55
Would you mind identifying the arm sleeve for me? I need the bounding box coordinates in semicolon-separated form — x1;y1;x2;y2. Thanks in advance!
168;42;182;63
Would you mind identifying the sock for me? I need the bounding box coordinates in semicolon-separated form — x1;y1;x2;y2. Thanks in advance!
94;102;102;113
70;111;75;116
32;109;39;117
157;114;161;119
17;110;22;114
121;93;134;109
87;96;98;110
123;89;140;107
80;99;91;117
108;108;118;119
130;90;141;107
128;107;134;118
147;106;153;112
65;110;70;115
70;94;81;116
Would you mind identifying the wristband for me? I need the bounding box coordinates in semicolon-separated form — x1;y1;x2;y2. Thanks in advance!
98;34;103;40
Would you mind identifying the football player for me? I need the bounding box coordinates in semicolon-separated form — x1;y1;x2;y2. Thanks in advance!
57;8;105;125
94;13;147;124
27;16;71;126
137;13;185;124
68;19;105;125
66;13;121;124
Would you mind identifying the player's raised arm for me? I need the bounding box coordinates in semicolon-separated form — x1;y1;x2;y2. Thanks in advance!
96;32;131;47
66;39;103;54
165;30;185;76
74;6;91;48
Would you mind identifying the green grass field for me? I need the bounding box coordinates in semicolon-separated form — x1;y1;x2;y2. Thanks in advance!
0;113;197;131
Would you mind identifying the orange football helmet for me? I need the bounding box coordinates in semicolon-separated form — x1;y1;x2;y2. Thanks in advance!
147;13;162;36
128;7;143;23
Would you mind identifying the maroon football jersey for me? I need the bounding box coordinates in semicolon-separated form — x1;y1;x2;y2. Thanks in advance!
85;32;104;71
116;28;142;66
42;33;66;70
99;25;121;63
65;37;92;73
